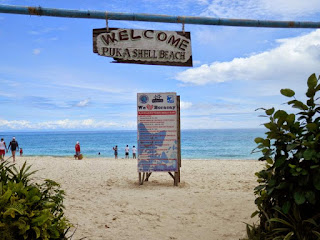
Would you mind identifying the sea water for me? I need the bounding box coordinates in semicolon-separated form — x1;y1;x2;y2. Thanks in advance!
0;129;265;160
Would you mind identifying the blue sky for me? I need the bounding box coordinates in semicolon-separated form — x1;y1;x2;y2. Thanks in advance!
0;0;320;131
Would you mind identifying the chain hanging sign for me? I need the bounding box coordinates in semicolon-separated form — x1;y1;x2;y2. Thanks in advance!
93;28;192;67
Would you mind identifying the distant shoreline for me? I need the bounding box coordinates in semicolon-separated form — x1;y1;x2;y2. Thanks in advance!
0;128;264;133
14;155;258;161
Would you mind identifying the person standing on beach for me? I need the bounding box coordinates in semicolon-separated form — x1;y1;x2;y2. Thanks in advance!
113;145;118;159
0;138;7;161
8;137;19;163
132;146;137;159
125;145;129;159
75;141;81;159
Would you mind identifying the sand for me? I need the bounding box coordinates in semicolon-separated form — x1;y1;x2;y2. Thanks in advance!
11;156;264;240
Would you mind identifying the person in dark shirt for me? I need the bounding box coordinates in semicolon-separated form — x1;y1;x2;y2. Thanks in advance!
8;137;19;163
113;145;118;159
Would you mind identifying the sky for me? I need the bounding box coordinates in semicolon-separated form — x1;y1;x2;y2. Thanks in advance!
0;0;320;131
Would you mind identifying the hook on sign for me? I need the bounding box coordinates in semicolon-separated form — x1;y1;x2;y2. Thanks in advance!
182;22;185;34
105;12;109;32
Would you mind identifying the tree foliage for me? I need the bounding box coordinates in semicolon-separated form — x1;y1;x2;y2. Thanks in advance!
0;161;72;239
246;73;320;239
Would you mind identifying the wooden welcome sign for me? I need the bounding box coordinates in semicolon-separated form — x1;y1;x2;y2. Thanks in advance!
93;28;192;67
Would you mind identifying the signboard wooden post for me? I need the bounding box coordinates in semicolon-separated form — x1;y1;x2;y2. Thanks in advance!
93;28;192;67
137;92;181;186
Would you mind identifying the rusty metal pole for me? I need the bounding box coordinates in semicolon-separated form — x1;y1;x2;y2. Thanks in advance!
0;4;320;28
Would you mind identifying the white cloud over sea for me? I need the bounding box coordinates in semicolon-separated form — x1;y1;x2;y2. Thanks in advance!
0;119;134;130
175;30;320;92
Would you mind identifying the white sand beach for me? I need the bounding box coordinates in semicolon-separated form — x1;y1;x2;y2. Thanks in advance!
11;156;264;240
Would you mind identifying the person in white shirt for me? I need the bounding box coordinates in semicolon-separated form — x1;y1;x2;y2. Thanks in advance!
132;146;137;159
125;145;129;159
0;138;7;161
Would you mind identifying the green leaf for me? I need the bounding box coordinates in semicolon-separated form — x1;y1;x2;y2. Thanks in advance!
43;201;56;208
264;123;272;129
251;210;259;218
307;73;317;89
303;218;317;227
266;108;275;115
276;182;288;190
287;144;298;151
263;139;270;147
303;149;315;160
282;201;291;214
310;165;319;169
274;110;288;119
275;156;286;168
269;179;276;187
306;191;316;204
254;137;264;144
31;210;50;226
306;123;317;132
286;114;295;125
269;218;294;228
313;173;320;190
266;158;273;164
0;189;12;205
288;164;296;168
283;232;294;240
312;230;320;238
294;101;309;111
287;133;296;139
30;196;41;203
32;227;41;239
281;88;295;97
294;191;306;205
307;98;315;106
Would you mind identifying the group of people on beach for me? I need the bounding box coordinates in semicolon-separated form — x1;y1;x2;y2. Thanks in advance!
113;145;137;159
74;142;137;160
0;137;22;163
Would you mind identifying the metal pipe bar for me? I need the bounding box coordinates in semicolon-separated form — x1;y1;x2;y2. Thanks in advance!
1;4;320;28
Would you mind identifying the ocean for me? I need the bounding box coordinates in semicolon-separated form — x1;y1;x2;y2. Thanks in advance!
0;129;265;160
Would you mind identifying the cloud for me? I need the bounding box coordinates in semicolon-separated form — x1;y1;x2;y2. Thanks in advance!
175;30;320;90
0;118;129;130
193;60;201;65
33;49;41;55
0;120;33;129
201;0;320;19
28;27;67;35
76;99;90;107
180;101;193;109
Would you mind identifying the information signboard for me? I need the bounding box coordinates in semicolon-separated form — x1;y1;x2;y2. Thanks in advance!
137;93;178;172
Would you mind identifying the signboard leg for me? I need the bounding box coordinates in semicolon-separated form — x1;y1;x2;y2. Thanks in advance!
174;172;179;186
145;172;152;181
139;172;145;185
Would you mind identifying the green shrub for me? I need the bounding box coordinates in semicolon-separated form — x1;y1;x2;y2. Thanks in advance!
246;73;320;240
0;161;72;239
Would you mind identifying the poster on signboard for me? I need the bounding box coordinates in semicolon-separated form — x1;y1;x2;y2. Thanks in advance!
137;93;178;172
93;28;192;67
